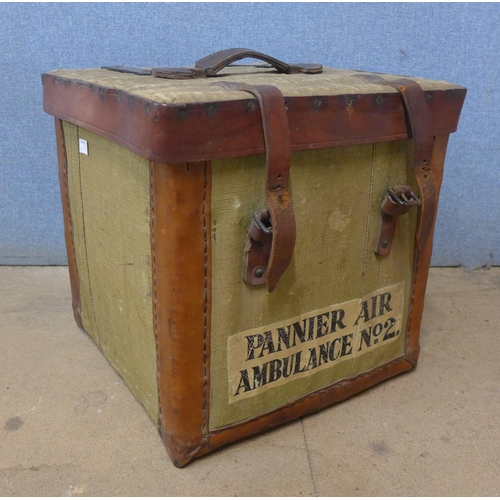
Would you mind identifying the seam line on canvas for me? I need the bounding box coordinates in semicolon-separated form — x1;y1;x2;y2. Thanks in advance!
150;163;163;431
75;126;101;347
60;121;81;317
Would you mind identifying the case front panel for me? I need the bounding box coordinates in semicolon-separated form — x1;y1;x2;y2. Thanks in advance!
209;142;418;429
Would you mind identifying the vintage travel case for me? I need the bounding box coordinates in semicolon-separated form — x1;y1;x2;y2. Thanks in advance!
42;49;466;467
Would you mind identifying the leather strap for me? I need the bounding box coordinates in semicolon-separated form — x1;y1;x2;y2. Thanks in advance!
153;48;322;79
213;81;296;292
359;74;436;256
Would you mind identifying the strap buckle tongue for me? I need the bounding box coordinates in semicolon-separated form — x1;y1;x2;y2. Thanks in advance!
387;186;421;209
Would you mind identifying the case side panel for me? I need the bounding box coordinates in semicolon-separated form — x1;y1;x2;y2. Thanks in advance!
151;161;211;468
63;122;158;421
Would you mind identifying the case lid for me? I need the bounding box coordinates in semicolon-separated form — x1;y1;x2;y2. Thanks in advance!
42;50;466;163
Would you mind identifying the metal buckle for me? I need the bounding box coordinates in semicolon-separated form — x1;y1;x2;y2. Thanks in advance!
253;210;273;234
388;187;421;207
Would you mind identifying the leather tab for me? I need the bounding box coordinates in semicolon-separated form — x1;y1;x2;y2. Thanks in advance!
152;67;207;79
102;66;152;76
213;81;296;292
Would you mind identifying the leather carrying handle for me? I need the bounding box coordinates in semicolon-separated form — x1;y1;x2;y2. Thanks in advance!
153;48;322;79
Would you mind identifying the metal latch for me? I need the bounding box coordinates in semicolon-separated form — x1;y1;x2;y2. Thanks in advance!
244;210;273;286
375;185;421;256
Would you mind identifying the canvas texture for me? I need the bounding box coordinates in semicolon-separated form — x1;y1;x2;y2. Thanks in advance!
49;66;461;105
209;141;417;429
63;121;158;421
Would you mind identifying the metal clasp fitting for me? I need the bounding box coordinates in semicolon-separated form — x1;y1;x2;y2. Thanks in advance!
375;185;421;256
244;210;273;285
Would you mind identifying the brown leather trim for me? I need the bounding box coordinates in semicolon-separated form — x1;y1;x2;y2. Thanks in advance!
193;357;415;462
405;134;449;362
150;160;211;468
43;74;466;164
55;118;82;328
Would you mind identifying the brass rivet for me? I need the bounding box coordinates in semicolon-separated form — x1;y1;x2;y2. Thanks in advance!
426;92;433;100
345;96;353;106
253;266;265;278
247;101;255;111
314;98;322;108
179;110;187;119
381;239;389;249
208;105;216;116
376;95;384;105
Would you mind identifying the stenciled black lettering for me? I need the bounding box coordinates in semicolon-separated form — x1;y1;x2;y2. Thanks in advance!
330;309;346;332
307;316;315;341
277;325;291;351
292;320;308;345
383;317;398;341
234;369;252;396
340;334;353;357
252;363;268;388
379;292;393;316
358;327;371;351
329;337;342;360
245;333;264;361
318;341;331;366
372;322;383;338
294;350;308;374
282;354;295;378
268;359;282;383
258;331;276;358
306;347;318;370
354;300;370;325
316;312;330;338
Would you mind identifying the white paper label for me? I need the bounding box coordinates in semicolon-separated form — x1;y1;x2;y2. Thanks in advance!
79;139;88;155
227;282;405;403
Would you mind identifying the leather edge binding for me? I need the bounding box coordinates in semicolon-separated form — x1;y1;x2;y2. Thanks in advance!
42;74;467;164
150;161;211;468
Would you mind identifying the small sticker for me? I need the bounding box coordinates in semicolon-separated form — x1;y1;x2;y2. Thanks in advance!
79;139;88;155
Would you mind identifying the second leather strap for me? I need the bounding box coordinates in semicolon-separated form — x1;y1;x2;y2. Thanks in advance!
213;81;296;292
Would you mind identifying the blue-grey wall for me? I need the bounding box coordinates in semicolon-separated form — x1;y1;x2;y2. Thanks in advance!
1;3;498;267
